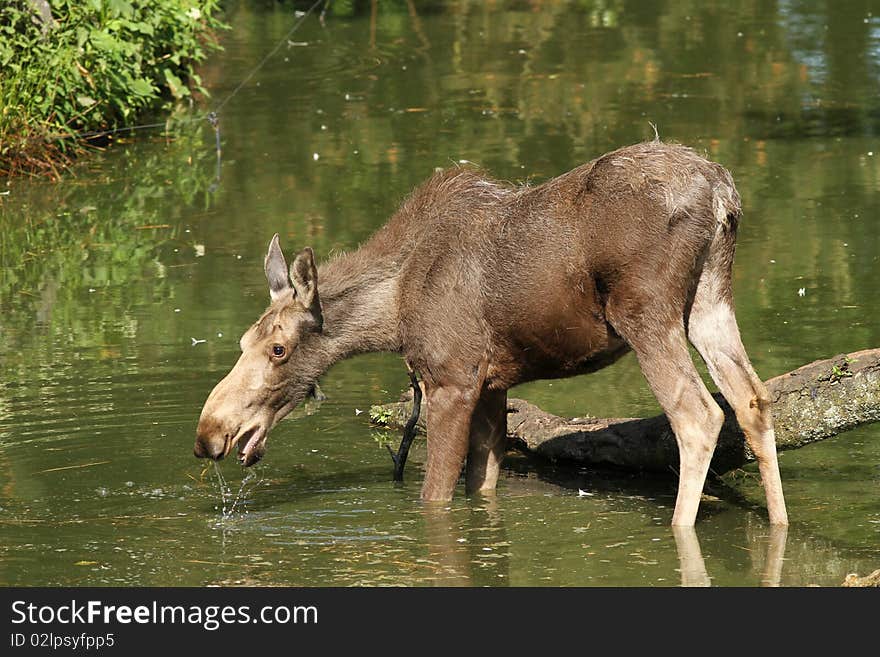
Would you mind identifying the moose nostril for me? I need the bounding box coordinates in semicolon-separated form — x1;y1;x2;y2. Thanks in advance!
193;441;208;459
194;418;229;460
194;437;226;460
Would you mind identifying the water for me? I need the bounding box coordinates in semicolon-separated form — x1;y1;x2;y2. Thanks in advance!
1;0;879;586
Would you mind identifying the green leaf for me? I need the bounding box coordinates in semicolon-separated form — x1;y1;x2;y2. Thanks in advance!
76;26;90;48
129;78;155;97
89;30;121;53
133;21;154;36
106;0;134;18
162;69;188;99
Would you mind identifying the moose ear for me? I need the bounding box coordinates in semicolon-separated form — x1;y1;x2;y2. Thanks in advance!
290;247;322;325
264;234;292;301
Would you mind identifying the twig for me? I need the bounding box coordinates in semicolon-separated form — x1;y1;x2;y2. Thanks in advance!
388;367;422;481
37;460;110;474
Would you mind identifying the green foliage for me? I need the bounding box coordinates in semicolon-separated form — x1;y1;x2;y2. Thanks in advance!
370;430;397;448
830;364;854;381
368;405;393;425
0;0;226;175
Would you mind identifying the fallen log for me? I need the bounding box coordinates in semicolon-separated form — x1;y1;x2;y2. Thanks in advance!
842;569;880;587
369;348;880;475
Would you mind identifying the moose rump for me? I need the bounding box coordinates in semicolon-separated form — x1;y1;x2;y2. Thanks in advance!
395;142;786;526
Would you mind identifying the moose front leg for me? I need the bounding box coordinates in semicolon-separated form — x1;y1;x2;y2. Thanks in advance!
466;389;508;495
421;384;480;502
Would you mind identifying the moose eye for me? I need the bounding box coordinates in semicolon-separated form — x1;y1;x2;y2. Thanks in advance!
271;344;286;358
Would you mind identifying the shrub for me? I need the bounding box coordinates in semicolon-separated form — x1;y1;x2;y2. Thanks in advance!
0;0;225;176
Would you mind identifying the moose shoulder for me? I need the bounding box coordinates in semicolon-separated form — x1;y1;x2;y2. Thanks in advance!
195;141;788;527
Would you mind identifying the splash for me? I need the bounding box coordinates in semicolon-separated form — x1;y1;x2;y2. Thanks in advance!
212;462;262;521
212;461;231;516
227;470;259;517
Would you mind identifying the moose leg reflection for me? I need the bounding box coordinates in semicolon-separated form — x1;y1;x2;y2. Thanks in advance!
421;496;508;587
673;524;788;587
673;526;712;587
760;525;788;587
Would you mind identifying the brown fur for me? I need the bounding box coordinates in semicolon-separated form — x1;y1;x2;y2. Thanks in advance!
195;141;788;526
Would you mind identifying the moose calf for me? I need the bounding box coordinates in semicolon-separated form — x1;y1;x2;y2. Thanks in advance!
195;141;788;527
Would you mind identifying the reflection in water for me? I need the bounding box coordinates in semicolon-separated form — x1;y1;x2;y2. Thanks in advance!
761;526;789;588
422;504;473;587
422;495;509;587
674;523;788;587
673;527;712;587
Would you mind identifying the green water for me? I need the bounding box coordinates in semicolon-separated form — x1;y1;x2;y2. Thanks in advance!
1;0;878;586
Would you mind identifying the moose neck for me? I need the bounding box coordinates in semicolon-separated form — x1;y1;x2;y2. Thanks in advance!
310;249;401;367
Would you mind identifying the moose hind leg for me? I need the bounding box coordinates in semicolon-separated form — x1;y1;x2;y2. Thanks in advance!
465;389;508;495
687;297;788;525
609;305;724;526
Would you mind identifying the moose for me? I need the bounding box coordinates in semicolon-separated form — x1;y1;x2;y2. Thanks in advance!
195;141;788;527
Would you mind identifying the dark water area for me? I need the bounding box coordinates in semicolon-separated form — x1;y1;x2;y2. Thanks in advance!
1;0;878;586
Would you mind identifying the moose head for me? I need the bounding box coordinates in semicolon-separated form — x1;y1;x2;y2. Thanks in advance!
194;234;324;466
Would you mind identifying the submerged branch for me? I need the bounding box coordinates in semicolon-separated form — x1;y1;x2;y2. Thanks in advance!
370;348;880;475
387;368;422;481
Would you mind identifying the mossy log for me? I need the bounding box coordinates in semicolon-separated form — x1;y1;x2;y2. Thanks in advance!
843;569;880;587
370;348;880;475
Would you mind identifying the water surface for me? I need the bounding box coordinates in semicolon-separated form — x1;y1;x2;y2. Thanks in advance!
1;0;879;586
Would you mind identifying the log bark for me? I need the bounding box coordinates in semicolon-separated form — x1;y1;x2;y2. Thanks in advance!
842;569;880;587
370;348;880;475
